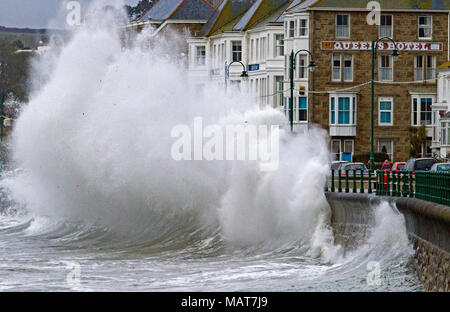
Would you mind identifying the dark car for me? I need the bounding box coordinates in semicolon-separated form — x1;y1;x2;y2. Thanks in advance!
330;161;348;171
405;158;438;172
338;163;369;176
430;163;450;172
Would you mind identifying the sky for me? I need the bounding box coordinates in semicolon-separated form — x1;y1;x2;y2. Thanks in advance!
0;0;140;29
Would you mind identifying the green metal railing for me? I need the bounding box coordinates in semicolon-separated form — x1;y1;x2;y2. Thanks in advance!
414;171;450;206
326;169;450;206
374;170;414;198
325;170;373;194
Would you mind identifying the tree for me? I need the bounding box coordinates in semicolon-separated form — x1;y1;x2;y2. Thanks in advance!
125;0;154;21
408;124;427;158
0;38;30;102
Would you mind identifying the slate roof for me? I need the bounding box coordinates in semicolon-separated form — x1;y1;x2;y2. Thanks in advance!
249;1;291;28
201;0;258;36
138;0;216;22
233;0;288;30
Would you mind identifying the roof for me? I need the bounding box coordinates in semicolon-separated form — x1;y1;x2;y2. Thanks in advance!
138;0;216;22
233;0;288;30
438;61;450;69
201;0;258;36
288;0;450;11
249;1;291;28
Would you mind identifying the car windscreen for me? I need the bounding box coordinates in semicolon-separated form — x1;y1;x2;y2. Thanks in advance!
436;164;450;172
344;164;365;172
415;159;436;171
331;163;342;170
397;164;405;170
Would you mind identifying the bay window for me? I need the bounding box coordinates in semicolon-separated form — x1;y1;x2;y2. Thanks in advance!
330;95;357;125
412;96;433;126
441;122;450;146
232;41;242;62
275;76;283;107
195;46;206;65
379;97;393;126
275;34;284;57
289;20;295;38
297;54;307;79
298;97;307;122
299;18;308;37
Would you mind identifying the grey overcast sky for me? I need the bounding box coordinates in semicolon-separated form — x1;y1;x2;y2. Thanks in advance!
0;0;140;29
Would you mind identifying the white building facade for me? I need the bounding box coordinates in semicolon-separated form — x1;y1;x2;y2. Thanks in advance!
187;0;289;110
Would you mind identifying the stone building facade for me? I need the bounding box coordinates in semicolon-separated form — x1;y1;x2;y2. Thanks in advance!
307;8;449;162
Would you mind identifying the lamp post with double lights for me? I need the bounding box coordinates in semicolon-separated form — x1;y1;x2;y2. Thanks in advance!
370;37;400;171
289;49;316;133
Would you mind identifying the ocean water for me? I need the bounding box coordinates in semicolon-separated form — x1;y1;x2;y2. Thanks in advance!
0;0;422;292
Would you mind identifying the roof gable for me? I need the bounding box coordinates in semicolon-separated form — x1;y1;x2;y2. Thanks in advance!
234;0;288;30
201;0;258;36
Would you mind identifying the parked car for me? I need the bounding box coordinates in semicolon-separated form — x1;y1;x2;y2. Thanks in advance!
405;158;438;172
338;162;369;176
330;161;348;171
430;163;450;172
392;162;406;171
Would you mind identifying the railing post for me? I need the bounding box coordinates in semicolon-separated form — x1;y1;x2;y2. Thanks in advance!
345;170;349;193
401;171;407;197
331;169;335;192
409;171;414;198
386;170;391;196
375;170;379;195
352;170;357;193
338;170;342;193
360;170;364;193
369;170;372;194
392;170;397;196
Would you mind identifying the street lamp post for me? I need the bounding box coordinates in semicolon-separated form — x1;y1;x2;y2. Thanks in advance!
370;37;400;171
225;61;248;94
289;49;316;133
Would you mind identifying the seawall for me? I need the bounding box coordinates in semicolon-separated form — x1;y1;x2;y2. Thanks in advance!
326;192;450;292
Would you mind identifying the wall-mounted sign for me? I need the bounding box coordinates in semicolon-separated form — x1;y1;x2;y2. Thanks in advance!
248;64;260;71
321;41;443;51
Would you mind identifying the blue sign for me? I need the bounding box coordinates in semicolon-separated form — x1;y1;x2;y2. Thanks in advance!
341;153;352;162
248;64;260;71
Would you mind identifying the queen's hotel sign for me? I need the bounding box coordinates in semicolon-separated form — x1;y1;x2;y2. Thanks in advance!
321;41;443;51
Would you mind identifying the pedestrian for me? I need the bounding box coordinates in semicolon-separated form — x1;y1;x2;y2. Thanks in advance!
381;159;391;171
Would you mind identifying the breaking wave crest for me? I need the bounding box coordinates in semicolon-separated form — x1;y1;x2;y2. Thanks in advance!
0;0;337;260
